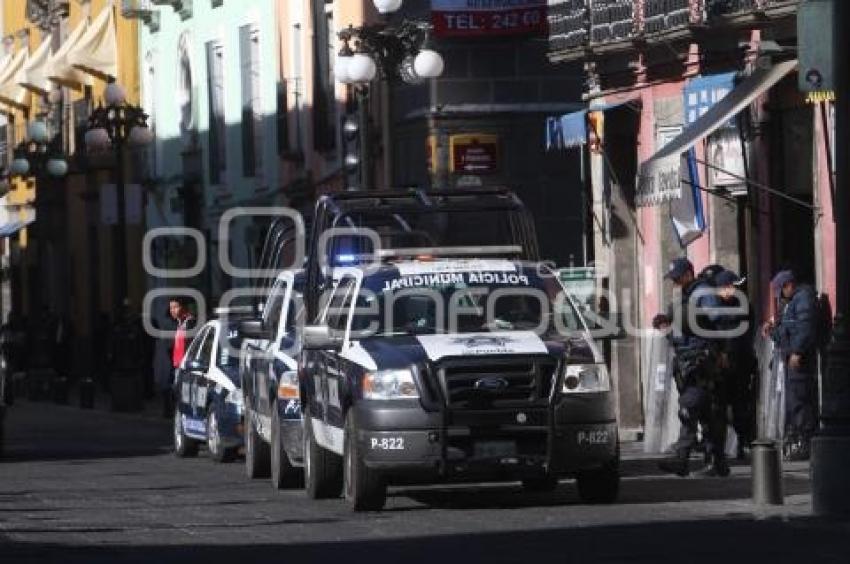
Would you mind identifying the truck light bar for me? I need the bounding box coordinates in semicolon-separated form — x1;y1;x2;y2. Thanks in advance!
376;245;523;259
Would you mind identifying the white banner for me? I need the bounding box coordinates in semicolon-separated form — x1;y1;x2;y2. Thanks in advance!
416;331;548;361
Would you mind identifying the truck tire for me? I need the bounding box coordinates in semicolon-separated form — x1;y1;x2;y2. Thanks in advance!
521;475;559;493
271;404;303;489
244;402;271;478
576;461;619;504
207;410;236;463
344;413;386;511
173;411;198;458
303;407;343;499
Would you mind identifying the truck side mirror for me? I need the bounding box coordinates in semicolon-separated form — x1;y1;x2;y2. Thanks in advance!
302;325;343;351
239;319;273;340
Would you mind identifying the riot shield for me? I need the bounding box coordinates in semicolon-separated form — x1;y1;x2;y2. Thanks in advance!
643;331;680;453
756;336;785;441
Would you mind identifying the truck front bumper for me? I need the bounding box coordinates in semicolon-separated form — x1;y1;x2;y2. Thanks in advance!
351;394;618;482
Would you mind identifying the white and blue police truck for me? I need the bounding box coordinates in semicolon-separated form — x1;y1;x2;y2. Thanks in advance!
300;252;619;511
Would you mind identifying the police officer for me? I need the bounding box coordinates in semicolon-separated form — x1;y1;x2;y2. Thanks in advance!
714;269;756;459
655;258;729;477
763;270;818;461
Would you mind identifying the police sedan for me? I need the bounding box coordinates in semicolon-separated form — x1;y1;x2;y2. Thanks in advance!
174;319;245;462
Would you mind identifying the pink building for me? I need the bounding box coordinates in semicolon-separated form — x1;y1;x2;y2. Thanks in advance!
547;0;834;434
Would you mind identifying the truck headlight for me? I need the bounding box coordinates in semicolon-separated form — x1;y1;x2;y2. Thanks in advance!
363;368;419;400
562;364;610;394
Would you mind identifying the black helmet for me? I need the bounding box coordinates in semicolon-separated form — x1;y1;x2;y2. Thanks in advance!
697;264;725;285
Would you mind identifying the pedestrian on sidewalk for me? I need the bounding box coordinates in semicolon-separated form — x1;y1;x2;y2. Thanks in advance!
653;258;729;478
762;270;818;461
171;298;196;381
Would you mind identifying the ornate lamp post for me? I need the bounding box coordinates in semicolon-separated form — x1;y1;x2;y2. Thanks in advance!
84;81;153;317
8;120;68;180
334;0;444;190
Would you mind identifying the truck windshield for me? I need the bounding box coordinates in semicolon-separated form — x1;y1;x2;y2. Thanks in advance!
350;268;584;338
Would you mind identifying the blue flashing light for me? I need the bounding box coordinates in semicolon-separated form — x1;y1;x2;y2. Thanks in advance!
335;254;358;265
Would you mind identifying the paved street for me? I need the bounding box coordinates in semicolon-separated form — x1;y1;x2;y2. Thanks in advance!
0;401;847;564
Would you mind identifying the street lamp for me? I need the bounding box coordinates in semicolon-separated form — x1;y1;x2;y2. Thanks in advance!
335;0;445;190
84;80;152;317
7;120;68;180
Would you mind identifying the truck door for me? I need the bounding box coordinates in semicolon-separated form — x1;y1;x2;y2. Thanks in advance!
258;280;287;420
190;327;216;421
319;275;357;432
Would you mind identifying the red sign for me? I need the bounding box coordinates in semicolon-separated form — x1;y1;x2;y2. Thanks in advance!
431;0;547;38
450;134;499;174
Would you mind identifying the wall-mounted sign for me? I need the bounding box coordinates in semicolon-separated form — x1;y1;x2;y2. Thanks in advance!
449;133;499;174
431;0;547;38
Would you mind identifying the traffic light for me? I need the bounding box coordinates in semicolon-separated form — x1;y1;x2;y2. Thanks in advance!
341;111;361;191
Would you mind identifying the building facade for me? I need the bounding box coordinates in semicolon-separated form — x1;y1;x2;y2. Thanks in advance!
546;0;832;433
1;0;143;377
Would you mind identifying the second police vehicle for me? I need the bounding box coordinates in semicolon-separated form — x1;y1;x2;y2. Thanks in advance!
173;318;245;461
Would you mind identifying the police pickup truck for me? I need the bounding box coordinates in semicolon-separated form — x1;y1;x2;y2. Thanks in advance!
239;270;305;488
300;253;619;511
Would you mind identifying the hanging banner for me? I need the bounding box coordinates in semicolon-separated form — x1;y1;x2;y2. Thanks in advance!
431;0;547;38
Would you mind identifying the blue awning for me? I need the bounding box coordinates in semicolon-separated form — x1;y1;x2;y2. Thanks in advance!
545;102;631;151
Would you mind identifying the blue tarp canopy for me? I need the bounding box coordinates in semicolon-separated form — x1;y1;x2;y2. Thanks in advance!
545;102;630;151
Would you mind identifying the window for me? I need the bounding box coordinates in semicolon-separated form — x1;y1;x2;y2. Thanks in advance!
239;25;262;177
197;328;216;365
324;277;355;332
205;40;226;184
185;327;209;365
311;0;337;152
263;281;288;337
276;81;289;155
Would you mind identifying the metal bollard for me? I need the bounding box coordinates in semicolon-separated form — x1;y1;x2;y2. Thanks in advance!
752;440;784;505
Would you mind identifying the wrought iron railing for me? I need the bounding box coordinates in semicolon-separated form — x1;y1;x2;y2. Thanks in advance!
590;0;636;44
548;0;589;52
643;0;693;34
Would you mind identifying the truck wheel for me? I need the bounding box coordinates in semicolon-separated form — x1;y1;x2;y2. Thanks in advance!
173;411;198;458
303;408;343;499
244;402;271;478
207;410;236;463
344;413;386;511
271;404;303;489
521;475;559;493
576;461;619;504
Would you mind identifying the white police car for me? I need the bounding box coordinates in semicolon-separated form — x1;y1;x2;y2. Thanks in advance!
173;319;245;462
300;255;619;511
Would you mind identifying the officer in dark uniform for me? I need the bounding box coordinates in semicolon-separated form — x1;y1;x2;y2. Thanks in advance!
654;258;729;477
763;270;818;461
714;269;756;459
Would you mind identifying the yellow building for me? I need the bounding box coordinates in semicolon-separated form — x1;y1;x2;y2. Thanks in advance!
0;0;142;375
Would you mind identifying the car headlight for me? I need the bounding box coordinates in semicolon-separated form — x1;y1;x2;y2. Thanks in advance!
562;364;610;394
363;368;419;400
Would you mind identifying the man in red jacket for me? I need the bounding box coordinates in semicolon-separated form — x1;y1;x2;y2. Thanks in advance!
171;298;196;370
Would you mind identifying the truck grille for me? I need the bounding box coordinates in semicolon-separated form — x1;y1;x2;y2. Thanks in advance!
436;356;558;409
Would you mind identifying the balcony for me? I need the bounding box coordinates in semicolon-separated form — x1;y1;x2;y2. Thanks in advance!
703;0;799;23
548;0;798;61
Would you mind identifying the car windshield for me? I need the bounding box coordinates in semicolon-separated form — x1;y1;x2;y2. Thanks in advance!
348;264;585;338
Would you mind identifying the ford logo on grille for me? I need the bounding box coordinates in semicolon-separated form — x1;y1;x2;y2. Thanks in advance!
474;377;510;392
